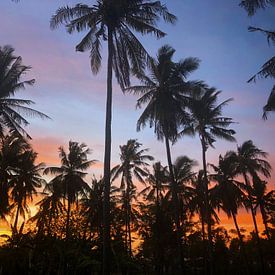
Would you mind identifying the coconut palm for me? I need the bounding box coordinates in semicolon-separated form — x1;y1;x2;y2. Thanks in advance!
166;156;197;225
0;134;31;219
32;178;65;236
112;139;153;255
140;162;169;207
9;149;45;232
182;87;236;272
50;3;176;269
0;45;49;138
251;175;274;241
128;45;200;270
44;141;95;239
187;171;207;242
263;85;275;119
240;0;275;16
210;155;250;273
226;140;272;274
80;177;104;241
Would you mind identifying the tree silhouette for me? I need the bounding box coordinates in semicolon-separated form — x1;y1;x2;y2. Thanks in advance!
50;3;176;270
182;87;236;273
251;175;274;241
112;139;153;256
239;0;275;16
210;154;250;273
9;148;45;232
128;44;200;271
226;140;272;274
0;45;49;138
44;141;95;240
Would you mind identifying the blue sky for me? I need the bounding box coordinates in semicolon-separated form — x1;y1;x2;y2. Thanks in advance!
0;0;274;183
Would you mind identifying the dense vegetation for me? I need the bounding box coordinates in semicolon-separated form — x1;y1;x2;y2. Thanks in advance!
0;0;274;274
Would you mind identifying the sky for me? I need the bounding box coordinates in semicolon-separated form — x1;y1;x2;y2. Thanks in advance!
0;0;274;233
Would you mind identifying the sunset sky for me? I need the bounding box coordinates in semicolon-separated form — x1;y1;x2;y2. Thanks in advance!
0;0;274;233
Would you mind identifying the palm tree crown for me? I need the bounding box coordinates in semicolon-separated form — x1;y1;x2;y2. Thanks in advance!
182;87;236;149
44;141;96;238
129;44;200;141
0;45;49;138
50;0;176;88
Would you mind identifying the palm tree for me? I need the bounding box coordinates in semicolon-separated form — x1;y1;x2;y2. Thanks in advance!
9;149;45;232
239;0;275;16
0;45;49;138
0;134;31;219
263;85;275;119
44;141;95;240
166;156;197;226
251;176;274;241
210;155;250;273
140;162;169;208
226;140;272;274
32;178;65;236
80;177;104;241
128;45;200;271
182;87;236;273
187;170;207;242
112;139;153;256
50;3;176;270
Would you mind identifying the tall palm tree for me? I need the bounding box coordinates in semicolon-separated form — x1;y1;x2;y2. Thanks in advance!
0;45;49;138
112;139;153;256
44;141;95;240
166;156;197;226
128;45;200;271
182;87;236;273
226;140;272;274
187;170;207;242
32;178;65;236
240;0;275;118
9;149;45;232
210;155;250;273
251;176;274;241
0;134;30;219
140;162;169;208
50;3;176;270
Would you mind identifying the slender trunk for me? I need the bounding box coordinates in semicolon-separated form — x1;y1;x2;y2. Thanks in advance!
103;29;113;275
243;173;265;275
128;203;132;257
259;203;271;241
201;208;207;275
156;186;163;274
164;136;183;274
125;191;128;253
201;210;206;242
232;212;250;274
66;200;71;240
200;137;213;275
14;204;20;232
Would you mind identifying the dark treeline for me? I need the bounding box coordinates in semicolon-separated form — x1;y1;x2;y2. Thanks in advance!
1;0;275;274
0;135;274;275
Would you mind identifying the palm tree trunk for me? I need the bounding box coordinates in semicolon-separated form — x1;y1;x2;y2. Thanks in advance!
156;186;163;275
200;209;208;275
164;136;184;273
232;212;250;274
259;203;271;241
128;203;132;257
243;173;265;275
66;200;71;240
14;204;20;232
103;29;113;275
200;137;213;275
